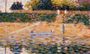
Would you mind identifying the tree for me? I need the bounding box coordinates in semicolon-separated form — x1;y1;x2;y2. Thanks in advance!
51;0;78;10
25;0;78;10
25;0;40;10
10;2;23;10
25;0;53;10
51;0;63;6
38;0;53;10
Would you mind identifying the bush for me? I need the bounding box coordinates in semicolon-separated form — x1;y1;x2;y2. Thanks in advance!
0;13;31;22
39;13;56;22
25;44;57;54
0;13;56;22
10;44;22;54
25;43;90;54
65;14;90;26
80;2;90;11
68;44;90;54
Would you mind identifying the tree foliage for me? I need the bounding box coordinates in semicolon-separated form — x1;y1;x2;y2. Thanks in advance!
25;0;53;10
10;2;23;10
25;0;90;10
52;0;78;9
25;0;78;10
25;0;40;10
38;0;53;10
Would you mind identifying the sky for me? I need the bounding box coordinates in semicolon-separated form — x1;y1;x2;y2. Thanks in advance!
0;0;30;12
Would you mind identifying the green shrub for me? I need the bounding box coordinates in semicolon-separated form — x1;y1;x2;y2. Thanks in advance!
65;14;90;26
25;43;90;54
80;2;90;10
0;13;56;22
25;44;57;54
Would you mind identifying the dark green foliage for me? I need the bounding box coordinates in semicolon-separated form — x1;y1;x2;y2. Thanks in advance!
39;14;56;22
25;43;90;54
10;2;23;10
79;2;90;11
65;14;90;26
25;44;58;54
0;13;31;22
37;0;53;10
68;44;90;54
31;0;53;10
30;0;90;10
10;44;22;54
0;13;56;22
